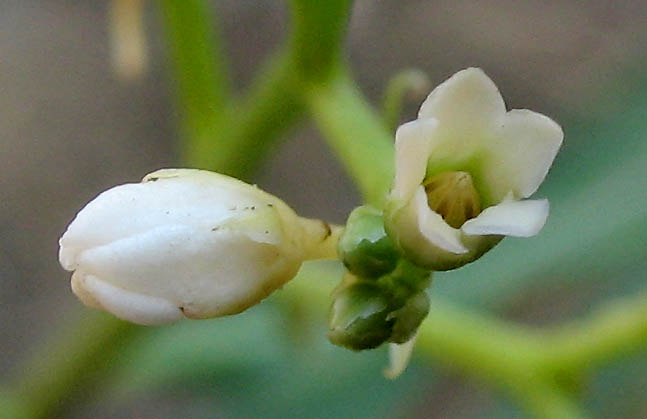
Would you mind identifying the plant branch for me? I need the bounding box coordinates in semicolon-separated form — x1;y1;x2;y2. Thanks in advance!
159;0;230;163
539;292;647;374
288;0;353;81
201;52;305;177
283;264;647;418
305;70;395;207
381;69;430;132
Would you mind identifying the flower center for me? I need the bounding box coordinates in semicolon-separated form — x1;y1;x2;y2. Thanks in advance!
423;171;481;228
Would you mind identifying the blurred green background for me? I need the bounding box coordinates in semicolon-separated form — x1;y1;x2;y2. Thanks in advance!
1;1;646;418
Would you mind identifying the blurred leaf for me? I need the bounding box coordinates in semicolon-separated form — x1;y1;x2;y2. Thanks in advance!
585;353;647;418
103;298;435;418
105;305;289;397
0;390;30;419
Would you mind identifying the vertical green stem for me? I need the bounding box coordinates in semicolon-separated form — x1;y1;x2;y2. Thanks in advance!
159;0;230;164
288;0;353;81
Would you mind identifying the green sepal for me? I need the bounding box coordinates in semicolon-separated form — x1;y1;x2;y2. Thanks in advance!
388;291;430;344
378;259;431;304
338;205;399;278
327;281;395;350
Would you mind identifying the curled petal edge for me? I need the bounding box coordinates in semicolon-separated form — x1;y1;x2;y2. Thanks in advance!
385;187;503;271
393;119;438;202
73;272;183;326
462;199;549;237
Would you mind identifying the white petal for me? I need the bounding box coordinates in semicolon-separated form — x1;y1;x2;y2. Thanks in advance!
59;169;284;269
71;271;102;309
487;109;564;199
414;187;468;254
462;199;549;237
392;119;437;201
79;273;183;325
384;335;417;379
418;68;505;134
76;224;294;318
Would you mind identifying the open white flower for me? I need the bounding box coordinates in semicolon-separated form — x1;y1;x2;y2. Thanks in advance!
59;168;337;325
385;68;563;270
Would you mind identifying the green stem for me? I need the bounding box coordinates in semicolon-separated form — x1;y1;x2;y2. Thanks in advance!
288;0;353;82
203;52;305;177
540;292;647;374
161;1;355;177
282;266;598;418
517;382;589;419
305;71;395;207
381;69;430;132
415;298;544;384
159;0;230;164
415;300;588;418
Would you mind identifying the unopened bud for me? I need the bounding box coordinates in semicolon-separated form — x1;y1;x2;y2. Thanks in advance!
338;206;399;278
388;292;430;344
327;282;395;350
378;258;431;302
59;168;332;325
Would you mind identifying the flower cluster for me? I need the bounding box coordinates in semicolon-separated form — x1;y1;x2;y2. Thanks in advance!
59;68;562;363
328;206;431;350
327;68;562;356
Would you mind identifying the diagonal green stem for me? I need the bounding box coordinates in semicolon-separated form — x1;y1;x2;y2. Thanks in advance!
282;265;645;418
11;313;140;419
305;70;395;207
203;52;305;177
415;300;588;418
162;0;355;179
539;292;647;374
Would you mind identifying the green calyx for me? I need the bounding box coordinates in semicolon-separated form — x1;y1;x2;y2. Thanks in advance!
329;206;433;351
377;258;431;303
338;205;399;278
389;291;430;344
327;278;431;351
327;281;395;350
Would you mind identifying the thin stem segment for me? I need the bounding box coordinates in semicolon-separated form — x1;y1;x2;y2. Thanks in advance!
299;217;343;260
159;0;230;163
381;69;430;132
305;70;395;208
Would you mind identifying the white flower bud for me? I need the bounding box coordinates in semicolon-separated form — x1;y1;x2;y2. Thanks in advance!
385;68;563;270
59;168;337;325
